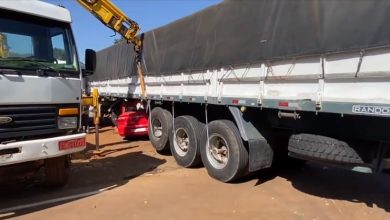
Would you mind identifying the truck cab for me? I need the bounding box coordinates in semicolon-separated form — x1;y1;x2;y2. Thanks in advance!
0;1;87;186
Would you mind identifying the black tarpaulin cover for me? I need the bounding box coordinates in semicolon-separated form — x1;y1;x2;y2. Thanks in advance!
91;0;390;81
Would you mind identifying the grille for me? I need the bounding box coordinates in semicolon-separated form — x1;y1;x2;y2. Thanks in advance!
0;106;59;142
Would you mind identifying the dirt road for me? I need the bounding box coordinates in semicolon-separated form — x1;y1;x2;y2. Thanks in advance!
1;127;389;220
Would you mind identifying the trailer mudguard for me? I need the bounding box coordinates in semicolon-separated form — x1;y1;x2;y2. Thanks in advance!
228;106;273;172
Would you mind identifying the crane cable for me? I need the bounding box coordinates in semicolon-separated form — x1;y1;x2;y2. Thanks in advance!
137;63;146;99
77;0;147;99
135;41;147;100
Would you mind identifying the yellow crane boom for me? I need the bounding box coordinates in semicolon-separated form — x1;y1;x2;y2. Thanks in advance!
76;0;142;50
76;0;146;98
77;0;147;149
0;33;9;58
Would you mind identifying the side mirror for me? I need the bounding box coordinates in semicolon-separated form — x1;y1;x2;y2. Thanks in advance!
85;49;96;73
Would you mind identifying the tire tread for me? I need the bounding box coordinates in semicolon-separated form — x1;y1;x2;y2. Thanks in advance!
288;134;363;164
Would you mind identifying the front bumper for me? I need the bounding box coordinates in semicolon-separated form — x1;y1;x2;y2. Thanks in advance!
0;133;86;166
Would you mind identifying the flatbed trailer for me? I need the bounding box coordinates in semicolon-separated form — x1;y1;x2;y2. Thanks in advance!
89;0;390;182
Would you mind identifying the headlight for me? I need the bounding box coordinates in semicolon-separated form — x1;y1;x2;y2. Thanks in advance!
58;117;78;129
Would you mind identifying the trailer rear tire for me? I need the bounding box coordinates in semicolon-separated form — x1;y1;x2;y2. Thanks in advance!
44;156;70;187
200;120;248;182
148;107;172;152
170;116;204;168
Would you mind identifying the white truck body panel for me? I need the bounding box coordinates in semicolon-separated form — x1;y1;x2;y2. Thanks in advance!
0;1;85;169
0;75;81;105
91;46;390;116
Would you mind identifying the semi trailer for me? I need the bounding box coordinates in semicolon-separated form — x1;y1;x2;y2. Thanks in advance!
89;0;390;182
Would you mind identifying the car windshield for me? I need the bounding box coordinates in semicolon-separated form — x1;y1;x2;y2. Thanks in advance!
0;10;79;73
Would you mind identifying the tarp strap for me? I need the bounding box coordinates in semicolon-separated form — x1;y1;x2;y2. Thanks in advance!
137;61;147;99
172;101;176;141
205;103;210;151
355;49;366;78
147;99;152;130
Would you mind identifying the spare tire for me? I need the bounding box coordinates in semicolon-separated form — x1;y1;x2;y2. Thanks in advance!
288;134;363;164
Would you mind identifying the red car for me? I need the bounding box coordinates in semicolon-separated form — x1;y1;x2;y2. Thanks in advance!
116;102;148;138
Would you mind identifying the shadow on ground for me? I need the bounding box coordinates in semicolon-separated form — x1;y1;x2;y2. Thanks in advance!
248;162;390;212
0;136;165;219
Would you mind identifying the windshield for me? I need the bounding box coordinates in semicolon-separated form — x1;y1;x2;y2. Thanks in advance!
0;10;79;73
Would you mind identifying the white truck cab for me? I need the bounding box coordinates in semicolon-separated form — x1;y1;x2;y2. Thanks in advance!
0;0;90;186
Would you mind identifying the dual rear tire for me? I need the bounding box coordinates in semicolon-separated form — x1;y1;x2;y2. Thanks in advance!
170;118;248;182
148;107;172;152
148;107;249;182
169;116;204;168
200;120;248;182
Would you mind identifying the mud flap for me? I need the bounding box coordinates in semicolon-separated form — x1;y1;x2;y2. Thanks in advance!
248;139;273;172
228;106;274;172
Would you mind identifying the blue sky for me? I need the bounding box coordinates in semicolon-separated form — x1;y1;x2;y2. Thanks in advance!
44;0;221;62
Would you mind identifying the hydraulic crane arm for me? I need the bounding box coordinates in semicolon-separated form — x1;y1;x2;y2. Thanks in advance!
77;0;146;99
76;0;142;51
0;33;9;58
